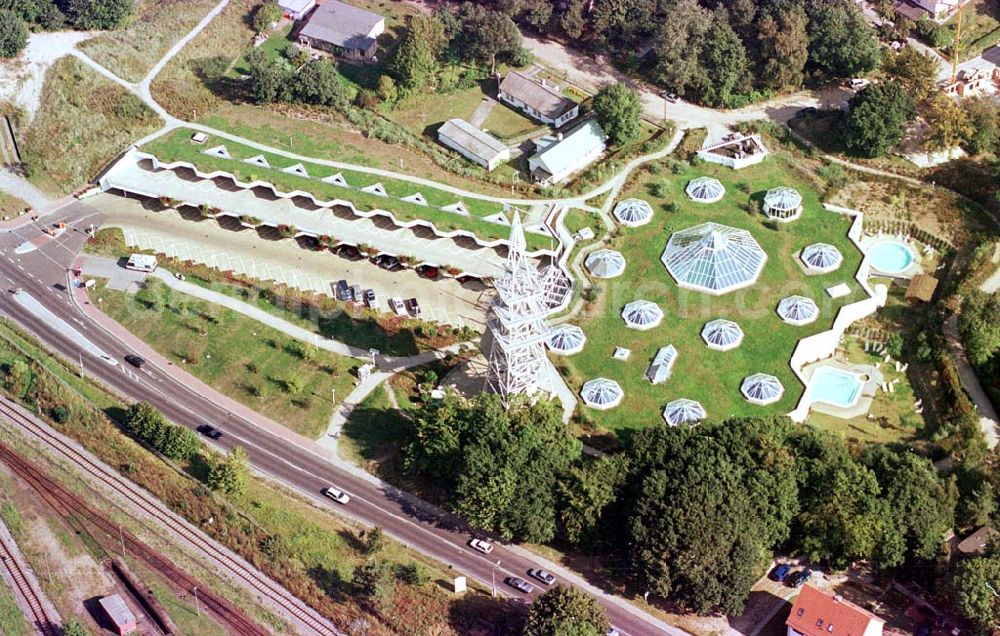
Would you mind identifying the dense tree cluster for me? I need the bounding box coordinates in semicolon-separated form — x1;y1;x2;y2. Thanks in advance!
124;401;201;461
0;8;26;58
959;291;1000;403
245;49;356;108
497;0;879;106
402;395;960;615
841;81;916;157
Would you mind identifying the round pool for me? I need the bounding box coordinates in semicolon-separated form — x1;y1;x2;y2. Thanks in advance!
867;240;915;275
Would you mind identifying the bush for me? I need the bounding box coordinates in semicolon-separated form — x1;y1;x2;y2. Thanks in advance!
397;561;429;586
50;405;69;423
69;0;134;30
0;9;28;59
885;332;904;359
2;360;31;396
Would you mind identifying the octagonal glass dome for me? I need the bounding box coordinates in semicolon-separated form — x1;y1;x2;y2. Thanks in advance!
613;198;654;227
685;177;725;203
585;249;626;279
701;319;744;351
622;300;663;330
777;295;819;325
740;373;785;405
660;222;767;295
581;378;623;410
662;398;706;426
801;243;843;273
547;324;586;355
763;187;803;221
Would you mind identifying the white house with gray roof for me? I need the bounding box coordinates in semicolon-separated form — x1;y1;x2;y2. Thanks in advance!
528;120;606;185
298;0;384;61
498;71;579;127
437;119;511;171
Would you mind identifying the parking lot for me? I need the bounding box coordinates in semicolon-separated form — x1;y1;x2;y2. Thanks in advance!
94;194;492;330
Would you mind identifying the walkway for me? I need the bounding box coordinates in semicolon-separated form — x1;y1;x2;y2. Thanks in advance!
943;314;999;449
0;169;50;210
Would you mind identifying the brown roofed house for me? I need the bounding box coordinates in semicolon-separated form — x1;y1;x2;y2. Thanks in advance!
905;274;938;304
498;71;579;127
298;0;385;61
787;585;884;636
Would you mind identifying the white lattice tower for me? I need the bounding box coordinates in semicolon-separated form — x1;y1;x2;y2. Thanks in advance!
484;210;554;405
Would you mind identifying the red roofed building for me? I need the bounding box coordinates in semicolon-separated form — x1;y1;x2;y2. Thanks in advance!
787;585;884;636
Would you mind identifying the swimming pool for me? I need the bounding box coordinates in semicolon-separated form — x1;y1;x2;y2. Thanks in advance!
808;367;864;409
867;240;915;275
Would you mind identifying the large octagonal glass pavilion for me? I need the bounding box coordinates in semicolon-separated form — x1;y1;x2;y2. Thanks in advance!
800;243;843;273
740;373;785;405
685;177;726;203
585;249;626;278
547;324;587;355
660;222;768;295
581;378;623;410
763;187;803;222
662;398;706;426
701;319;744;351
777;295;819;325
613;198;654;227
622;300;664;330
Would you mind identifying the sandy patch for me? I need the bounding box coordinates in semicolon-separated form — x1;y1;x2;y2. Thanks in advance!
0;31;97;121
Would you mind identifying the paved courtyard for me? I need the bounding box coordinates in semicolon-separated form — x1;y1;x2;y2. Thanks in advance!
92;193;492;330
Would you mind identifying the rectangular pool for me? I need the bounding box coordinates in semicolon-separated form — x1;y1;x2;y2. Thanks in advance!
808;367;863;409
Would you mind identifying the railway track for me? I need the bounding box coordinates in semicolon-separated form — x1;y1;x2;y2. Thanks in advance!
0;397;344;636
0;530;60;636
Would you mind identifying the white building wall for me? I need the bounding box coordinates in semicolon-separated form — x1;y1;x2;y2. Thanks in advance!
438;134;508;171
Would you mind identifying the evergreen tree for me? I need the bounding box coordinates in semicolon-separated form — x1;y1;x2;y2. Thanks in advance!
0;8;26;59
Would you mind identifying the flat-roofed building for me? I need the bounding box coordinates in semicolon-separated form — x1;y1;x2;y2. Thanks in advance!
99;595;138;636
278;0;315;20
437;119;511;171
298;0;384;61
528;120;606;185
498;71;578;127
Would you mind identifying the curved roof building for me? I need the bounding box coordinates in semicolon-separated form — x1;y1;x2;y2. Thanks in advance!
662;398;706;426
685;177;725;203
701;319;744;351
777;295;819;325
612;198;654;227
801;243;843;273
585;249;626;278
622;300;664;330
581;378;623;410
740;373;785;405
547;324;586;355
763;187;803;221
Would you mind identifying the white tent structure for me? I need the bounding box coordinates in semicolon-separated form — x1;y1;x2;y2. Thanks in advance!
613;198;654;227
660;222;767;295
622;300;663;330
646;345;678;384
662;398;706;426
585;249;626;279
763;187;803;222
800;243;843;273
740;373;785;405
581;378;623;410
701;319;744;351
685;177;725;203
777;295;819;325
547;324;586;355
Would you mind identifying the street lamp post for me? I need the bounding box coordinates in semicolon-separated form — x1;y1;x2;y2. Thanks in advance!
491;560;501;598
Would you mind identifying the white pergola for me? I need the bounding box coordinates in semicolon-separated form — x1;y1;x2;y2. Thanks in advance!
622;300;663;330
581;378;623;410
585;249;626;279
547;324;586;355
700;318;744;351
685;177;725;203
763;187;803;222
801;243;843;273
662;398;706;426
612;198;654;227
740;373;785;405
777;295;819;326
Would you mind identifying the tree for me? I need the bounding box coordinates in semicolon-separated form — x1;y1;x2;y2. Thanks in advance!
841;81;916;157
698;12;751;107
523;585;610;636
69;0;134;30
558;0;587;40
295;59;353;108
125;401;167;442
360;526;385;555
555;454;629;548
2;359;31;396
652;0;711;98
353;559;396;610
208;446;250;496
959;291;1000;368
61;618;89;636
953;554;1000;633
390;14;446;91
592;83;641;146
159;425;200;461
882;47;939;103
804;0;880;78
923;92;973;157
962;97;1000;155
756;6;809;90
0;9;26;59
252;0;281;33
376;74;397;103
591;0;655;47
452;3;524;73
246;49;293;104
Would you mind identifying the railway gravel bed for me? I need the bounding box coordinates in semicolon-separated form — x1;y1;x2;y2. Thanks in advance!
0;516;61;636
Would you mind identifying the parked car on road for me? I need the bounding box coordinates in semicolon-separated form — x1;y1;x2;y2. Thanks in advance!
323;486;350;505
363;289;376;307
124;354;145;369
197;424;223;439
505;577;534;594
660;91;679;103
335;279;351;301
98;354;118;366
469;539;493;554
528;569;555;585
374;255;402;271
405;298;421;317
787;569;812;588
350;284;363;303
771;563;791;582
390;297;406;316
173;271;185;281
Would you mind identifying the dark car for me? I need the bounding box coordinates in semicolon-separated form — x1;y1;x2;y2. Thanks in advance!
528;568;555;585
787;569;812;588
363;289;376;307
335;279;351;301
405;298;421;317
375;255;403;272
660;91;679;103
771;563;792;582
197;424;223;440
505;577;534;594
124;354;145;369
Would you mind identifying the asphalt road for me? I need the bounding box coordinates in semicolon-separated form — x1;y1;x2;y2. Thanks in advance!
0;200;674;636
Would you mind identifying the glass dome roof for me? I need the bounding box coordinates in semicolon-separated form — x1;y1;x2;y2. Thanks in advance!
585;249;626;278
581;378;623;410
777;295;819;325
801;243;843;272
660;222;767;295
701;319;744;351
764;187;802;212
547;324;586;355
622;300;663;330
613;198;654;227
662;398;706;426
740;373;785;405
685;177;726;203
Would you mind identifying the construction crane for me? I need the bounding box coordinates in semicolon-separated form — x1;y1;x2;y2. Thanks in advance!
943;0;968;83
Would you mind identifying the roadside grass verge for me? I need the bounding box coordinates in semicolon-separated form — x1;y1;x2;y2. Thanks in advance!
0;316;504;634
88;277;361;439
77;0;221;83
0;191;30;218
20;57;162;196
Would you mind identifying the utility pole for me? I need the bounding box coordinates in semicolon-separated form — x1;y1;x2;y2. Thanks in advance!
119;525;126;560
192;586;201;616
948;0;967;83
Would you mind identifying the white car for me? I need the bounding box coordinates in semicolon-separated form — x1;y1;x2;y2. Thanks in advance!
469;538;493;554
323;486;350;505
390;297;406;316
98;353;119;366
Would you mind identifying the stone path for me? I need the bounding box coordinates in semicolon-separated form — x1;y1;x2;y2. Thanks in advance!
943;314;999;449
468;98;497;127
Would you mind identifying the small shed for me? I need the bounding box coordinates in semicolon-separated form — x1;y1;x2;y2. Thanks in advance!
99;594;138;636
278;0;315;20
905;274;938;303
437;119;510;171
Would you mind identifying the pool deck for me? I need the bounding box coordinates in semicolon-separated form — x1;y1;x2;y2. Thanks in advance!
859;234;926;280
803;359;883;420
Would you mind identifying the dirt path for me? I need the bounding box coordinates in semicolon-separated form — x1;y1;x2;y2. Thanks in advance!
943;314;999;448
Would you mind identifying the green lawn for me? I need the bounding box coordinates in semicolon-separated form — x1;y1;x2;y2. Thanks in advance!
0;585;28;636
230;24;294;77
563;154;866;435
89;278;361;439
482;103;545;140
142;128;552;252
